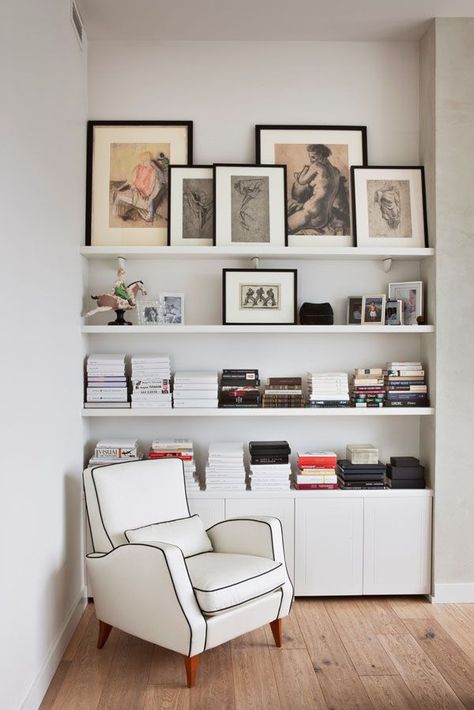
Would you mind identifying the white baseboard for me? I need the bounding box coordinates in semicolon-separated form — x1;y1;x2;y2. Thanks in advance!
431;583;474;603
21;588;88;710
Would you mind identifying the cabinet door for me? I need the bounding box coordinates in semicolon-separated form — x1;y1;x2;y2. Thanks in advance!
295;498;363;596
363;496;432;595
188;498;225;529
225;499;295;581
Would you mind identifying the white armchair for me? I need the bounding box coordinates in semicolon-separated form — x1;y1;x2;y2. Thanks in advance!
83;458;293;687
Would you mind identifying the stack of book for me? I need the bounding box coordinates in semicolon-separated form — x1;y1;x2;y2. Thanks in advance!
346;443;379;464
351;368;385;408
131;354;171;409
205;442;247;491
88;438;140;466
249;441;291;491
337;459;386;489
219;369;260;408
262;377;304;408
386;456;426;489
85;353;129;408
173;371;219;408
384;362;429;407
306;372;350;408
293;451;338;490
148;438;200;491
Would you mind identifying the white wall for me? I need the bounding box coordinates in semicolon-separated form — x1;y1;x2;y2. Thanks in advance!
0;1;87;707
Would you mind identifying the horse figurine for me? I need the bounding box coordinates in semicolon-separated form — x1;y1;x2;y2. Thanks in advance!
84;279;147;326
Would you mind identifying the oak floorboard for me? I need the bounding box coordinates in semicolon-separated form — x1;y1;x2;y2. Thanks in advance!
269;648;328;709
326;599;398;676
190;644;235;710
431;605;474;659
63;603;94;662
96;631;154;709
360;675;419;710
144;686;190;710
263;608;306;649
378;633;465;709
39;662;72;710
355;598;407;635
148;646;188;687
389;597;436;620
232;629;281;710
403;618;474;709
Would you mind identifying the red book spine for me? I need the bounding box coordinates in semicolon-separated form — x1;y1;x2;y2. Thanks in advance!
148;452;193;460
297;458;337;468
294;483;339;490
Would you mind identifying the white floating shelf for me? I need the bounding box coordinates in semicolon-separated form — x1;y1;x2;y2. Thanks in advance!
80;245;434;261
81;324;435;334
82;407;434;418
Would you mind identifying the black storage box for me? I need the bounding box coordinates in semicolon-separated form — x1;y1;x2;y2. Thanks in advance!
299;302;334;325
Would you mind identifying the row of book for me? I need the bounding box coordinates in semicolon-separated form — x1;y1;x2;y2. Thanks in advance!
352;363;429;408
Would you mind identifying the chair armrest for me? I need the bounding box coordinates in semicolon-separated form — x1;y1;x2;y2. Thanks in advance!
86;542;206;656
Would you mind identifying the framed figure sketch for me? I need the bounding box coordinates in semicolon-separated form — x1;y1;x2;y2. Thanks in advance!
86;121;193;246
256;125;367;247
223;269;297;325
168;165;213;246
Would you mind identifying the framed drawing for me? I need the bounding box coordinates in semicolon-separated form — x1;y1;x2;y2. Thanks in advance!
222;269;297;325
86;121;193;246
361;295;386;325
351;166;428;248
388;281;423;325
168;165;213;246
255;125;367;247
214;164;287;247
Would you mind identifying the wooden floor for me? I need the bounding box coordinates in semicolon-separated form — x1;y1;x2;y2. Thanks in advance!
41;597;474;709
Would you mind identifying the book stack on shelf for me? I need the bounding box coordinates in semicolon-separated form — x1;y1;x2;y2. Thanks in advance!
173;371;218;408
249;441;291;491
384;362;429;408
386;456;426;489
205;442;247;491
219;369;260;408
85;353;129;408
351;368;385;408
262;377;304;408
293;451;338;490
131;355;171;409
306;372;350;408
148;438;200;491
337;445;386;489
88;438;140;467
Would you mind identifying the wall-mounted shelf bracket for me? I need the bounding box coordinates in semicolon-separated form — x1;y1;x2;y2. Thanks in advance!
251;256;260;270
383;258;393;273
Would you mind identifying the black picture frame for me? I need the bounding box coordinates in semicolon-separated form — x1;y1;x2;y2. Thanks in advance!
167;164;213;246
255;124;368;165
85;120;193;246
222;268;298;325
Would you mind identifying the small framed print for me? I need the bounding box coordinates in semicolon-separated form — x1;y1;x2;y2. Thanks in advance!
347;297;363;325
386;299;404;326
214;164;287;247
160;292;185;324
256;125;367;247
86;120;193;246
361;295;386;325
388;281;423;325
137;299;163;325
223;269;297;325
168;165;213;246
351;166;428;248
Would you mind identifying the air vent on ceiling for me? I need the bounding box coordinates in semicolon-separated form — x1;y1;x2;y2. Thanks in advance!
71;1;85;48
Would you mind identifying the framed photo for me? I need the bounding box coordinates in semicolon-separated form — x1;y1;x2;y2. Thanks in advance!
223;269;297;325
168;165;213;246
255;125;367;247
86;121;193;247
361;295;386;325
160;292;185;324
347;297;363;325
388;281;423;325
137;299;163;325
214;164;287;247
351;166;428;248
385;299;404;326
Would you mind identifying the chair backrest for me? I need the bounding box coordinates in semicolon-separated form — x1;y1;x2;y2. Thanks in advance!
83;458;190;552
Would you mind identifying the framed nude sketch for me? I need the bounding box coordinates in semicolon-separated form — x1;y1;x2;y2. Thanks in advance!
168;165;213;246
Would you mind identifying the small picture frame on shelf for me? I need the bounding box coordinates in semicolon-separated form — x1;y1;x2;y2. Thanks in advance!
347;297;363;325
160;292;185;324
385;299;404;326
351;166;428;248
388;281;423;325
222;269;297;325
214;164;287;248
361;295;386;325
137;299;163;325
168;165;214;246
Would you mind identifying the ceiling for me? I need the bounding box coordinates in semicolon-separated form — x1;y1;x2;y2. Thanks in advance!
78;0;474;41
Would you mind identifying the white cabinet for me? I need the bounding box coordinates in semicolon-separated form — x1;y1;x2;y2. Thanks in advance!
295;498;364;596
225;498;295;580
188;498;225;529
363;495;432;594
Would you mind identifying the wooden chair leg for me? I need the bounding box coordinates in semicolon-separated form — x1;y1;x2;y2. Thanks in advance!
97;621;112;649
270;618;283;647
184;654;201;687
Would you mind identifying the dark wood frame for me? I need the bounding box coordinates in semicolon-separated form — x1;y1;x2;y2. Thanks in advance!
255;124;368;165
213;163;288;247
85;120;193;245
350;165;429;247
222;268;298;326
167;164;213;246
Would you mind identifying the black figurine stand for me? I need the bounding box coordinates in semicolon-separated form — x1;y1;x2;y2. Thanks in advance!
108;309;132;326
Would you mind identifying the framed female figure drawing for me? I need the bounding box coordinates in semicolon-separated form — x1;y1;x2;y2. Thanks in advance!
86;121;193;246
168;165;213;246
255;125;367;247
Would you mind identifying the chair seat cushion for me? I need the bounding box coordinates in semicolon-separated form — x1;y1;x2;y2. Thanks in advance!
186;552;285;615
